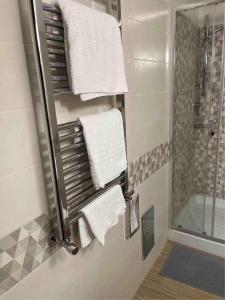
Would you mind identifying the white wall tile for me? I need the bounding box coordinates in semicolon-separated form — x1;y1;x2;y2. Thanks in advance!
121;0;133;20
55;94;113;124
122;18;135;60
133;20;168;62
81;228;127;298
0;108;41;177
0;165;48;239
135;118;170;158
133;92;170;128
134;60;170;95
1;250;84;300
0;42;32;111
132;0;169;30
0;0;23;44
92;0;107;12
92;233;142;299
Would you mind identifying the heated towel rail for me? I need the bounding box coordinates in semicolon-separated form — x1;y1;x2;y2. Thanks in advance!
19;0;128;255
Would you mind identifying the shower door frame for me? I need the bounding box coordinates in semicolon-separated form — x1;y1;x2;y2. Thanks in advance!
170;0;225;244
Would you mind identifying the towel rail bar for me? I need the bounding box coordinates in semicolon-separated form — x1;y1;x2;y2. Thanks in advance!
65;176;92;191
62;152;87;164
63;161;90;176
47;40;65;48
65;171;91;186
53;87;71;94
60;142;85;153
20;0;127;255
49;62;66;68
58;121;81;130
48;48;65;55
44;18;63;28
66;180;94;198
46;33;64;42
59;131;83;141
43;3;61;14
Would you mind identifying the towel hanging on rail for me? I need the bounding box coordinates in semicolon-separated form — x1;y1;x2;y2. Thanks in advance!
56;0;128;101
78;184;126;248
79;108;127;189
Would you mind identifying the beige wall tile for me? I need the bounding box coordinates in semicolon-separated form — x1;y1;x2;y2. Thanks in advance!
122;18;135;60
0;165;48;239
132;0;169;29
0;0;23;44
136;164;169;217
135;118;170;158
81;228;127;298
133;20;168;62
92;0;107;11
1;250;84;300
0;109;41;177
121;0;133;20
55;94;113;124
92;232;142;299
134;92;170;128
0;42;32;111
134;60;170;95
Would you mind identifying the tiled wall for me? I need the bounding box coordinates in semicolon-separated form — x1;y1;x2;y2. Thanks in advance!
0;0;48;243
172;12;200;217
194;25;225;200
0;0;172;298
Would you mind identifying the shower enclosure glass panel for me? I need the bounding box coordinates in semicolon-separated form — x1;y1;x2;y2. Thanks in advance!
172;2;225;243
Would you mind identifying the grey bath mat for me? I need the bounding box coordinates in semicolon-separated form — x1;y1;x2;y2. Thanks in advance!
160;244;225;298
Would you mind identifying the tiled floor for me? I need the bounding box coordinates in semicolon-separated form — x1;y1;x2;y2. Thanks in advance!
134;241;223;300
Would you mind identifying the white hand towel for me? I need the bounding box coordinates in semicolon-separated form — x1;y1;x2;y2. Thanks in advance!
79;108;127;189
79;185;126;247
56;0;128;101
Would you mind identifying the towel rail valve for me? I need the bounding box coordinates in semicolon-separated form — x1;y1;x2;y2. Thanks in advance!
49;235;79;255
62;239;79;255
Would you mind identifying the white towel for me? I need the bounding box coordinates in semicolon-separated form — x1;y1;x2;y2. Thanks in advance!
79;108;127;189
78;185;126;248
56;0;128;101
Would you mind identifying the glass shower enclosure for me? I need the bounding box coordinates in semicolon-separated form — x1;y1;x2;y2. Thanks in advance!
172;1;225;243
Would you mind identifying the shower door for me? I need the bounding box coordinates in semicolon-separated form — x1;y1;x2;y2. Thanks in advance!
172;2;225;243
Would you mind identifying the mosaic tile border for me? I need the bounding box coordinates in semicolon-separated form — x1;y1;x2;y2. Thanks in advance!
128;141;172;190
0;214;55;296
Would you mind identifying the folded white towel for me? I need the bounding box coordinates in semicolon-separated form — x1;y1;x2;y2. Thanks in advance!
56;0;128;101
79;108;127;189
79;185;126;248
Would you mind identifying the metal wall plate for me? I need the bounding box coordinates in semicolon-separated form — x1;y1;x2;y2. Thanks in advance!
125;193;140;239
142;206;154;260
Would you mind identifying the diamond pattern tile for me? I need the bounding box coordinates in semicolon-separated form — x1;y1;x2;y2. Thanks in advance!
0;214;56;296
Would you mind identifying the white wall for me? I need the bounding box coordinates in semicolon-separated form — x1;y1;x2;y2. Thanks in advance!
0;0;172;298
0;0;48;239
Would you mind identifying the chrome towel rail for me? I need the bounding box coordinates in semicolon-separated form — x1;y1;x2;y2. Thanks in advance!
19;0;127;255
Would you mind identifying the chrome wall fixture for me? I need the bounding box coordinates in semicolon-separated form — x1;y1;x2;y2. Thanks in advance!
19;0;128;255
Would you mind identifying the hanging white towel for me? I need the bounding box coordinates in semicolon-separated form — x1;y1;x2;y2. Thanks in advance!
56;0;128;101
79;108;127;189
78;185;126;248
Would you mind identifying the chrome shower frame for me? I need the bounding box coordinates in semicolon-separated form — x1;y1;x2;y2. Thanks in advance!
170;0;225;244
